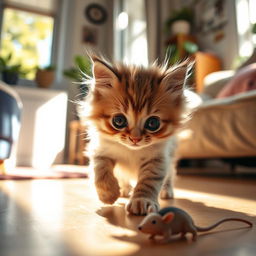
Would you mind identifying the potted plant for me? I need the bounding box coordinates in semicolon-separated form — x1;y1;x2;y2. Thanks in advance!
64;55;92;165
0;53;26;85
252;23;256;45
165;7;194;35
166;40;198;65
35;65;55;88
63;55;92;99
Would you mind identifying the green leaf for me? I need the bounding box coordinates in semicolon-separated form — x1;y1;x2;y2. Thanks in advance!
0;58;6;70
6;52;12;62
44;65;55;71
63;55;92;82
166;44;180;65
63;68;81;81
74;55;92;76
166;7;193;28
183;41;198;54
252;23;256;34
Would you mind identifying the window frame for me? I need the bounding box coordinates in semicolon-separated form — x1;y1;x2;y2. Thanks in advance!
0;0;62;86
235;0;255;58
114;0;148;66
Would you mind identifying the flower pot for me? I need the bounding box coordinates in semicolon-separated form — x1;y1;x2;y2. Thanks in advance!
2;71;19;85
171;20;191;35
35;70;55;88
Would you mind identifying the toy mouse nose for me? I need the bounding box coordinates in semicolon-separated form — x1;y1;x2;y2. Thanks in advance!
129;136;142;144
138;226;142;231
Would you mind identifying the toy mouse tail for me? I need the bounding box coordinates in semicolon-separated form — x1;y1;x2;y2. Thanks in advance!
196;218;253;232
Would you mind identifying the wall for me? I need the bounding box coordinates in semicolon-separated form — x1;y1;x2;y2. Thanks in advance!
66;0;114;62
56;0;114;161
169;0;239;70
62;0;114;119
61;0;114;82
194;0;238;69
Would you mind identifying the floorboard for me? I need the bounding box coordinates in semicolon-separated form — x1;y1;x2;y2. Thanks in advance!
0;168;255;256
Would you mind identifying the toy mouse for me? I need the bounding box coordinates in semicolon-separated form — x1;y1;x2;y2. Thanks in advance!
138;206;253;243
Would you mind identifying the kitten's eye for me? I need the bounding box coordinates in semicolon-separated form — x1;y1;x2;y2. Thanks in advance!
145;116;160;132
151;220;157;224
112;114;127;129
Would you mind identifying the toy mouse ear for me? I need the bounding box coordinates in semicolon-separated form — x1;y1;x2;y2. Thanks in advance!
147;205;157;214
162;212;175;223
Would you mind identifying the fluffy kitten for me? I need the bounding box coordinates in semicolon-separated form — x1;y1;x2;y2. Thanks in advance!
83;56;190;215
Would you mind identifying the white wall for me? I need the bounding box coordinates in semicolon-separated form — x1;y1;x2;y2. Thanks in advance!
55;0;114;161
66;0;114;61
62;0;114;123
168;0;239;70
195;0;238;69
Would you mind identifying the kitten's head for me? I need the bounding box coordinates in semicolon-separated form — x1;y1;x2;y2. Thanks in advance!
86;56;190;149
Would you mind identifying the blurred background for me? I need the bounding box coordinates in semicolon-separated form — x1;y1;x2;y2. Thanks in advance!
0;0;256;172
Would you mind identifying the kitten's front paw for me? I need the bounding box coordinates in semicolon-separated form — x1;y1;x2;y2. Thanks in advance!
160;187;174;199
96;178;120;204
120;184;132;198
126;198;159;215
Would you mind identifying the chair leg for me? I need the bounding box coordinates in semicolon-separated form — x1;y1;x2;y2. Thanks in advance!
69;121;79;164
230;162;236;175
0;160;6;175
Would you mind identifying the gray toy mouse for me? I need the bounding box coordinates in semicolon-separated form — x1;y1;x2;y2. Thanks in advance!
138;206;253;243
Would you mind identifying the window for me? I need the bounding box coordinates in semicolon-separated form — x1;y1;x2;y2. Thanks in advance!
114;0;148;66
0;0;57;80
236;0;256;58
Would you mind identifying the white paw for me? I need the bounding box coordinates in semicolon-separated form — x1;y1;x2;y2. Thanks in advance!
160;188;174;199
126;197;159;215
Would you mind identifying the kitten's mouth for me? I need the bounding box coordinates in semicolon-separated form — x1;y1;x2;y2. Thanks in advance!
122;142;142;149
126;142;147;149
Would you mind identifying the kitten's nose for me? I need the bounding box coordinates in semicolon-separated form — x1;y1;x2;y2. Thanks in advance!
129;136;142;144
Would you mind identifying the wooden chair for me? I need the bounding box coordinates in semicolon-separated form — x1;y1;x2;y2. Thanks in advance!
68;120;89;165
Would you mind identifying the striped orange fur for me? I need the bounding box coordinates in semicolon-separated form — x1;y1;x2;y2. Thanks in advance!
83;56;191;215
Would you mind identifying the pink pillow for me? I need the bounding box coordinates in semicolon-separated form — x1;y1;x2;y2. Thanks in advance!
217;63;256;98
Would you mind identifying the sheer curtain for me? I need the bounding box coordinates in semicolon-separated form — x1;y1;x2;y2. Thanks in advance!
145;0;162;64
114;0;168;65
114;0;148;66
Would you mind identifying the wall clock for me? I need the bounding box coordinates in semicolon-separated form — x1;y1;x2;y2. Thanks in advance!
85;3;107;25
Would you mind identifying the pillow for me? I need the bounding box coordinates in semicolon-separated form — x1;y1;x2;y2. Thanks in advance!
217;63;256;98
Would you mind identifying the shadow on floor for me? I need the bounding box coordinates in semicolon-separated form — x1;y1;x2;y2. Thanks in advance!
0;188;78;256
97;198;255;256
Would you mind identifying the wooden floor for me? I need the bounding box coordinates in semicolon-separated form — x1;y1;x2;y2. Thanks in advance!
0;168;256;256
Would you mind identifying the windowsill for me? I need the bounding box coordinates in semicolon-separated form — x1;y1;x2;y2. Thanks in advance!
0;79;67;92
13;85;67;100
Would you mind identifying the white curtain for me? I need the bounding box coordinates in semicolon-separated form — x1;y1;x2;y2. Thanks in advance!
145;0;162;64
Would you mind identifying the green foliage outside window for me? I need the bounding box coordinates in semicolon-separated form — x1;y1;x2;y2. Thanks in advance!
1;8;54;80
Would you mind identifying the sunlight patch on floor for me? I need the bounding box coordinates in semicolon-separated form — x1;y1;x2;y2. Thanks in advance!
175;188;256;215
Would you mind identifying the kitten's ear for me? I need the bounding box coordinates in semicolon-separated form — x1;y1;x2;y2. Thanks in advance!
92;57;119;89
161;59;193;95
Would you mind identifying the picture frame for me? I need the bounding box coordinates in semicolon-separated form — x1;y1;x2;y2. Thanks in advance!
82;26;98;45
